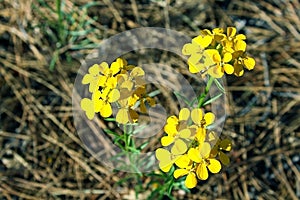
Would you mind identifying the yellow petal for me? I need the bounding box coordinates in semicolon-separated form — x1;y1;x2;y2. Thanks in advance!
219;151;230;165
121;80;134;90
205;49;219;63
197;163;208;180
223;64;234;74
185;172;197;189
187;54;206;73
128;109;139;123
106;77;117;89
179;108;190;121
93;98;104;113
80;98;94;120
227;27;236;37
164;124;177;136
116;108;129;124
89;64;100;75
108;89;120;102
207;131;218;142
191;108;203;125
98;75;107;87
89;80;99;93
155;148;171;161
204;112;215;126
166;115;178;125
178;129;191;139
116;58;127;68
188;62;204;74
233;62;244;77
161;136;174;146
171;139;187;155
130;67;145;77
195;127;206;143
220;139;232;151
193;35;212;48
175;154;191;168
188;148;201;163
99;62;109;73
235;34;246;40
235;40;247;52
201;29;212;36
214;33;226;42
212;52;221;63
223;52;232;62
208;65;224;78
100;102;112;118
110;61;121;75
128;94;139;107
200;142;211;158
159;162;173;172
182;43;198;55
174;169;189;179
82;74;93;84
212;28;224;34
207;159;221;173
100;87;110;99
243;56;255;70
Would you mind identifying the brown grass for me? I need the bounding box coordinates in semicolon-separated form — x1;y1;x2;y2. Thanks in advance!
0;0;299;199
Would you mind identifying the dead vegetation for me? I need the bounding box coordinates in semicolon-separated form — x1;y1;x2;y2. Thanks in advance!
0;0;300;199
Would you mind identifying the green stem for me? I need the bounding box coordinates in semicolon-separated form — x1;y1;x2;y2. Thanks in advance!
198;76;215;108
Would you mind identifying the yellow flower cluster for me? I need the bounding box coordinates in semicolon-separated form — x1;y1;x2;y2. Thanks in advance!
80;58;155;124
155;108;232;189
182;27;255;78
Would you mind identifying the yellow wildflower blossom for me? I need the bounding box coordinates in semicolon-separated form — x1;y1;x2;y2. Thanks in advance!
191;108;215;143
82;63;103;93
155;139;188;172
188;142;221;180
210;138;232;165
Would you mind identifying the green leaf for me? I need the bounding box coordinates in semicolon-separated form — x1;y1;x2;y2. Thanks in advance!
69;29;94;37
202;93;224;106
174;91;192;106
49;51;59;71
167;179;174;196
104;118;116;122
148;89;161;97
138;141;149;150
214;78;225;93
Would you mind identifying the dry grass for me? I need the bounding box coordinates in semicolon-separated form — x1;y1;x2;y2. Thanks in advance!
0;0;300;199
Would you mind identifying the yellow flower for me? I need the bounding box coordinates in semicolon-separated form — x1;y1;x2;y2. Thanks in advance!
191;108;215;143
241;56;256;70
155;139;188;172
182;36;215;74
188;142;221;180
161;108;192;146
164;108;190;135
161;128;191;147
232;55;256;77
210;138;232;165
174;163;198;189
173;154;199;189
200;28;226;45
205;49;234;78
223;27;247;52
80;90;103;120
111;58;135;73
82;63;103;93
116;98;139;124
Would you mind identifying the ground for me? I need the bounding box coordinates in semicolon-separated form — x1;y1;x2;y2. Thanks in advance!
0;0;300;199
